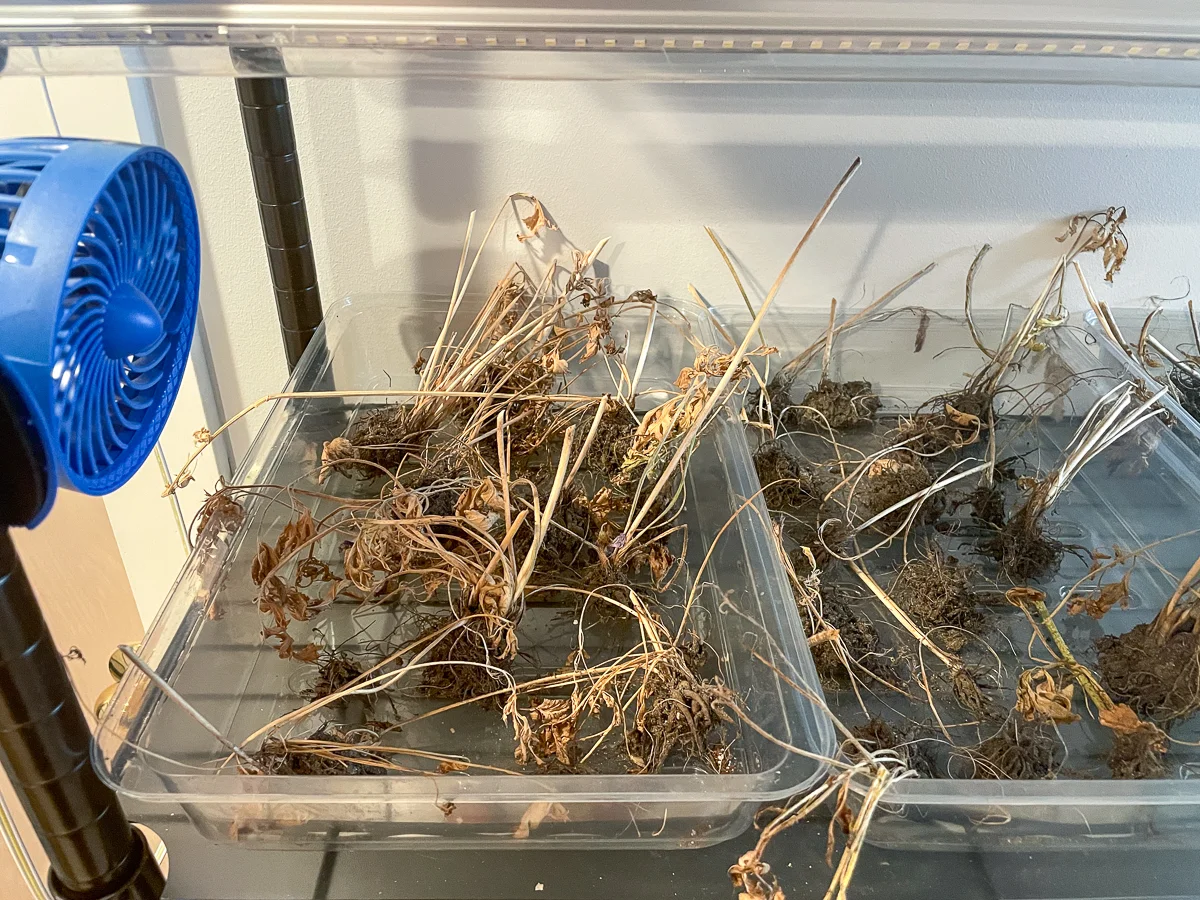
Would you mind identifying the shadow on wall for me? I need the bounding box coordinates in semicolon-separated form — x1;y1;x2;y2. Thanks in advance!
287;76;1200;307
158;73;1200;460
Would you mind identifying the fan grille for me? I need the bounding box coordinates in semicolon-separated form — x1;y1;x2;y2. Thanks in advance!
50;150;197;492
0;141;58;258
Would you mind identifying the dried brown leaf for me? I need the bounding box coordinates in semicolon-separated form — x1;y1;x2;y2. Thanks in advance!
275;508;317;560
251;542;279;586
1068;571;1131;618
516;198;556;243
648;543;674;585
1099;703;1167;751
292;643;320;663
1016;667;1080;725
512;801;569;839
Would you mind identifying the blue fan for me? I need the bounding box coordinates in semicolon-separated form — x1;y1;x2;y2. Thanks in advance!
0;138;200;526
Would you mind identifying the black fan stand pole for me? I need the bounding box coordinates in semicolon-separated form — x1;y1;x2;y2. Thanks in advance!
233;48;323;371
0;376;164;900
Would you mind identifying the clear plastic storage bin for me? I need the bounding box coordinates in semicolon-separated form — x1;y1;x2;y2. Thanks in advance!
727;306;1200;852
1085;307;1200;444
94;294;834;849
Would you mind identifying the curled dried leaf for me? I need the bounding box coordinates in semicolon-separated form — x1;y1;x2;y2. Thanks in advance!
251;541;279;586
648;542;674;585
275;508;317;560
1067;570;1131;618
319;437;357;484
1016;667;1079;725
195;490;244;539
1005;586;1047;609
516;197;556;243
1099;703;1167;749
193;427;213;446
291;642;320;664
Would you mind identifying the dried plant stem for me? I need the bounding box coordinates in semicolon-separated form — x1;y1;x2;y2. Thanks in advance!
513;426;576;598
778;261;936;376
628;305;658;397
1137;307;1163;367
848;560;959;671
819;297;837;380
564;396;609;487
964;243;994;358
1016;592;1113;712
1074;261;1128;351
705;225;758;328
620;158;863;552
1156;550;1200;641
423;209;476;385
822;766;896;900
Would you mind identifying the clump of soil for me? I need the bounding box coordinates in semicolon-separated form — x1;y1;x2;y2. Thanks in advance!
419;619;511;710
789;378;880;431
863;452;938;530
890;550;980;651
785;518;850;577
747;373;799;429
1108;729;1168;780
896;390;991;457
979;506;1064;582
753;441;821;510
348;406;423;471
967;483;1006;529
310;652;366;704
586;407;638;477
255;725;392;776
974;720;1062;779
1097;623;1200;726
849;718;939;778
809;587;898;687
539;488;600;571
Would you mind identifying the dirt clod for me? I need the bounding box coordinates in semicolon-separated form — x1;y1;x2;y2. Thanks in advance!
788;378;880;431
1108;729;1169;780
974;720;1062;779
1097;623;1200;726
890;550;979;651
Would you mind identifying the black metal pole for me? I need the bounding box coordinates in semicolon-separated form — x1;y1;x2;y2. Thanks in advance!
0;531;163;900
235;70;323;371
0;373;162;900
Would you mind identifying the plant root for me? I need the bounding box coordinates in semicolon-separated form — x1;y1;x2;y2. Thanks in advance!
979;505;1064;582
972;718;1062;779
1097;623;1200;726
889;548;979;652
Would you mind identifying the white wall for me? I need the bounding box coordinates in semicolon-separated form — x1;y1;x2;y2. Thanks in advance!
156;77;1200;461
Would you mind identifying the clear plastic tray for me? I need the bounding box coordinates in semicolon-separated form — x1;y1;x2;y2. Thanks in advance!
94;294;833;849
1084;307;1200;444
727;306;1200;851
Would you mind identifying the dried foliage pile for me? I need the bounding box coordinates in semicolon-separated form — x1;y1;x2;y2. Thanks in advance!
177;205;787;781
159;174;1199;900
746;206;1200;800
